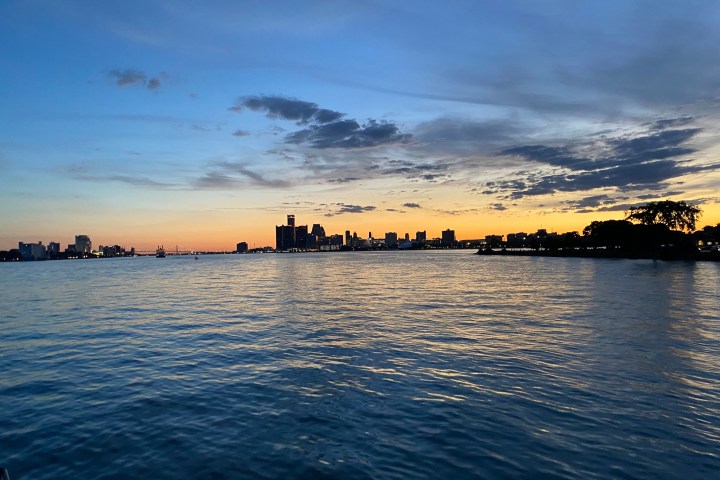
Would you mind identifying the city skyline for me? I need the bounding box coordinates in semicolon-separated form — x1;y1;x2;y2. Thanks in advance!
2;1;720;250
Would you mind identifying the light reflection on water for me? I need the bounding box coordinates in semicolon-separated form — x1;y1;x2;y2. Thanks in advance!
1;251;719;479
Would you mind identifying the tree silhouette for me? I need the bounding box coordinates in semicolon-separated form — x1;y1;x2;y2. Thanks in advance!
626;200;701;232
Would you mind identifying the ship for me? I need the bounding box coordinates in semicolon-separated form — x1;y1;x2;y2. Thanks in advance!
156;245;166;258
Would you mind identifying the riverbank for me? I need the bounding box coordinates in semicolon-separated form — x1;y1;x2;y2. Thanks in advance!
476;247;720;261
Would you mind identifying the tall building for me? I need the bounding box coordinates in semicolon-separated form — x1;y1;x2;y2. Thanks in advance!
276;224;295;251
275;214;309;251
236;242;248;253
75;235;92;254
345;230;351;247
295;225;308;250
441;229;456;246
416;231;426;243
385;232;398;248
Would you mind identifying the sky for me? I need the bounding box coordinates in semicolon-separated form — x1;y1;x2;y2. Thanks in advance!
1;0;720;251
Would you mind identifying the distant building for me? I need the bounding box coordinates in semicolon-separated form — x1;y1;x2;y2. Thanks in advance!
47;242;61;258
236;242;248;253
345;230;351;247
75;235;92;254
276;224;295;251
18;241;46;260
311;224;326;238
485;235;503;248
295;225;308;250
275;214;309;251
328;234;343;247
441;229;456;246
404;233;410;242
385;232;398;249
415;231;426;243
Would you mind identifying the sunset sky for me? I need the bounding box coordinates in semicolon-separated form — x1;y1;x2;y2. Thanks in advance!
2;1;719;251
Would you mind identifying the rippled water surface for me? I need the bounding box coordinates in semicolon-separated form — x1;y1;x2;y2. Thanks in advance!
2;251;719;479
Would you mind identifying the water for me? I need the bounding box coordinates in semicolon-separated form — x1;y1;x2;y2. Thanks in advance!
1;251;719;479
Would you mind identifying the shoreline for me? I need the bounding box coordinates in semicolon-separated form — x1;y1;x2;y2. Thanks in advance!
476;248;720;261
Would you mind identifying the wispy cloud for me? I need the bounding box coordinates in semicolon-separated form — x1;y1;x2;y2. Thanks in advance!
193;161;291;189
107;69;168;90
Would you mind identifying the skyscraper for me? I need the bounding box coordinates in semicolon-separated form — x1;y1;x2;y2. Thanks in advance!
75;235;92;254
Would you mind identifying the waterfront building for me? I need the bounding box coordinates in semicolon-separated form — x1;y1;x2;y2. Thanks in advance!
441;229;456;246
345;230;351;247
416;231;426;243
47;242;61;258
276;224;295;251
75;235;92;254
275;214;309;251
385;232;398;249
295;225;308;250
485;235;503;248
18;241;46;261
328;234;343;247
236;242;248;253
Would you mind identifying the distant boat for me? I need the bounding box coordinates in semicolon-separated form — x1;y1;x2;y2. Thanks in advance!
156;245;166;258
194;255;199;260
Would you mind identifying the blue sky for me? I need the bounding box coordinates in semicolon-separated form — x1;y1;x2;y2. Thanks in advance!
2;0;719;249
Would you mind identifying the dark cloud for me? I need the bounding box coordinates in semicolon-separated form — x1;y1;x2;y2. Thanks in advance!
402;202;422;209
494;125;712;198
232;129;250;137
287;119;412;149
323;203;376;216
230;96;343;125
328;177;361;183
233;95;412;149
108;69;166;90
490;203;507;211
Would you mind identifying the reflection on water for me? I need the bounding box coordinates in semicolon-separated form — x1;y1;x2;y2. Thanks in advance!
1;252;719;479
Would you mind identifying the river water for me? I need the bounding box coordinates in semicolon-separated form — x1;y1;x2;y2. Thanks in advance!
1;251;719;479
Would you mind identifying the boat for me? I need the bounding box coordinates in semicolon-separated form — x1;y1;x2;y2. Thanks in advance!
156;245;166;258
194;255;199;260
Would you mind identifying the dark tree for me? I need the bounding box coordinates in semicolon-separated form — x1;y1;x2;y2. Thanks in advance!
582;220;635;248
626;200;701;232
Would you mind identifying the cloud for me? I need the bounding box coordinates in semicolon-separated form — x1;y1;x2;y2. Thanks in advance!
414;117;524;154
402;202;422;209
232;129;250;137
77;174;175;188
323;203;376;216
492;124;713;199
287;119;412;149
233;95;412;149
193;161;291;189
230;96;343;125
107;69;167;90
